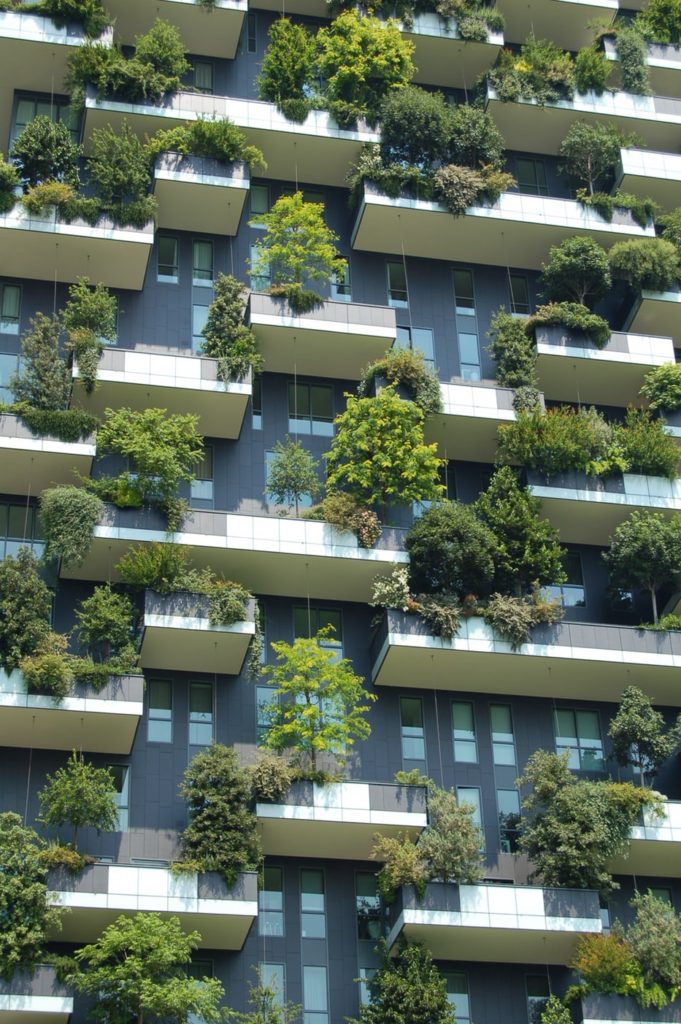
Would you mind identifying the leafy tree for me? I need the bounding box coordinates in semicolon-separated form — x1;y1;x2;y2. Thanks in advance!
10;115;81;188
200;274;262;382
379;86;451;169
179;744;261;885
608;237;680;293
10;313;71;411
475;466;566;595
405;500;496;596
540;996;572;1024
487;308;538;389
133;17;189;82
539;236;611;308
447;103;505;170
640;361;681;411
603;510;681;623
0;813;61;981
38;750;119;850
62;277;117;394
608;685;681;783
87;122;155;227
627;891;681;991
357;347;442;416
616;406;679;480
0;153;19;213
266;436;320;514
261;627;377;773
637;0;681;44
574;45;611;95
497;405;614;478
559;122;639;195
325;390;443;510
225;968;301;1024
0;548;52;672
68;912;223;1024
348;943;455;1024
39;486;103;568
417;784;484;885
74;585;134;662
257;18;315;119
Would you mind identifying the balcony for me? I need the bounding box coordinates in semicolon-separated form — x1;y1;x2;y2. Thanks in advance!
70;346;251;440
256;780;427;860
0;206;153;291
0;669;143;754
351;183;653;268
139;590;257;675
153;153;249;235
83;90;379;189
405;14;503;89
247;293;396;379
616;148;681;213
604;37;681;100
371;610;681;706
104;0;246;59
625;288;681;341
49;864;258;948
386;881;601;963
424;381;518;462
577;992;681;1023
495;0;616;50
486;85;681;155
610;801;681;877
528;470;681;545
0;413;96;494
0;967;72;1024
59;504;409;603
534;325;675;406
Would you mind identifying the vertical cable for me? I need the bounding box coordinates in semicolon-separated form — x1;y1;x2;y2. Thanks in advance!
23;747;33;824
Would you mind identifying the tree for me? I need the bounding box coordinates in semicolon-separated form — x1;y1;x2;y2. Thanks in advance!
608;686;681;783
640;361;681;411
200;274;262;382
68;912;223;1024
257;18;315;115
39;486;104;568
266;436;320;514
559;122;639;195
405;500;496;596
348;943;455;1024
325;390;443;511
74;585;134;662
179;744;262;886
10;115;81;188
447;103;505;170
608;237;680;293
10;313;71;411
540;996;572;1024
487;308;538;389
574;45;611;95
38;750;119;850
474;466;566;596
637;0;681;44
0;813;61;981
260;627;377;773
225;968;301;1024
417;784;484;885
87;121;154;224
627;891;681;991
379;86;451;169
0;548;52;672
63;277;118;394
539;236;611;308
603;510;681;623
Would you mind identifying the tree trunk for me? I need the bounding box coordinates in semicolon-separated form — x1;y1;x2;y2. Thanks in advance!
650;585;659;625
72;825;78;851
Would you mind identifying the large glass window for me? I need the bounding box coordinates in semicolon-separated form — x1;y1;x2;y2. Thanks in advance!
294;607;342;658
356;872;381;941
497;789;521;853
386;261;408;307
157;236;179;283
395;326;435;366
400;697;425;770
256;685;278;745
190;446;214;509
546;552;586;608
0;285;20;335
509;273;531;316
189;682;213;748
193;241;213;284
288;382;333;436
303;965;328;1024
490;704;516;766
259;866;284;937
259;964;285;1006
147;679;172;743
0;501;44;559
107;764;130;830
516;158;548;196
554;708;604;771
192;303;210;354
452;702;477;763
526;976;550;1024
250;243;270;291
458;332;481;382
301;868;326;939
457;787;483;831
443;972;470;1024
453;269;475;315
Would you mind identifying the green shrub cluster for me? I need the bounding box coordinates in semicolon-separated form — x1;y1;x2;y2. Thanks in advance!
489;35;576;105
525;302;611;348
357;348;443;416
641;362;681;411
145;118;266;172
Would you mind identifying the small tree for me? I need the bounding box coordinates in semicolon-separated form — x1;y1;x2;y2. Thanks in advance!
348;943;455;1024
39;486;103;568
325;390;443;511
379;86;451;169
200;274;262;382
487;308;538;389
74;584;134;662
266;436;320;514
640;362;681;412
417;784;484;885
257;18;316;118
603;510;681;623
38;750;119;850
0;548;52;672
10;313;71;412
225;968;301;1024
539;236;611;308
88;121;155;226
63;277;118;394
447;103;505;170
540;996;572;1024
627;891;681;992
179;744;262;885
637;0;681;44
10;115;81;188
0;813;61;981
261;627;377;773
608;685;681;783
559;122;639;195
68;912;223;1024
608;237;680;293
405;500;496;596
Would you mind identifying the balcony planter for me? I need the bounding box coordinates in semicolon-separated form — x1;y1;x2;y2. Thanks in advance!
579;992;681;1023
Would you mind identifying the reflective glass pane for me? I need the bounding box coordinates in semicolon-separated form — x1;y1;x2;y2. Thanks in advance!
457;787;482;828
458;333;480;365
303;967;328;1013
401;698;423;729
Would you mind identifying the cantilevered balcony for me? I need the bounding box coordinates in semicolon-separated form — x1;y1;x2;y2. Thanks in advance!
0;413;95;494
625;289;681;343
83;89;379;188
0;206;153;290
351;183;653;268
386;882;601;963
371;610;681;705
528;470;681;545
70;346;252;440
424;381;519;462
404;13;502;89
49;864;258;948
577;993;681;1023
140;590;257;675
59;504;409;603
104;0;246;59
256;781;428;860
604;37;681;100
0;670;143;754
534;325;675;406
486;85;681;155
0;967;72;1024
153;153;249;235
610;801;681;877
616;148;681;213
495;0;616;49
247;293;396;379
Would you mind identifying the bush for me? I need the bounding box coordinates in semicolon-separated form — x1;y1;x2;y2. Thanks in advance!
370;565;411;611
628;891;681;992
616;26;651;95
570;931;639;997
525;301;611;348
257;18;315;116
74;585;133;661
347;143;433;206
21;636;73;703
39;842;91;874
41;0;109;37
10;313;71;411
637;0;681;44
660;206;681;264
577;188;658;229
309;491;382;547
115;542;192;592
147;118;265;172
87;122;154;226
432;163;484;215
406;500;496;596
540;236;611;308
21;181;77;215
0;153;18;213
0;549;52;673
609;238;680;292
574;45;611;94
13;406;98;443
487;308;538;388
489;36;575;105
447;103;505;170
39;486;103;568
498;405;614;478
247;751;293;803
641;362;681;411
357;348;442;416
208;580;250;627
200;274;261;382
482;592;539;648
10;116;81;189
62;277;117;394
616;407;679;479
416;594;462;638
379;86;451;169
372;832;426;903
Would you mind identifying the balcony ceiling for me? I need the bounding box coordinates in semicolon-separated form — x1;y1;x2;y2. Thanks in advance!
495;0;616;49
105;0;246;59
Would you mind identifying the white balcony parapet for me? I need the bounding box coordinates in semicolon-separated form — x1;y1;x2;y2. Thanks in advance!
153;153;249;235
403;12;503;88
495;0;616;50
610;801;681;877
617;147;681;212
0;966;73;1024
0;413;96;493
625;288;681;344
425;381;519;461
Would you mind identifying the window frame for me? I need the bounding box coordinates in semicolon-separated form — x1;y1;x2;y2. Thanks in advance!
554;707;604;771
157;236;179;284
147;678;173;744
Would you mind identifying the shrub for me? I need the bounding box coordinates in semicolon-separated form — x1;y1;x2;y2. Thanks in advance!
641;362;681;411
660;206;681;264
0;548;52;672
74;585;133;661
10;313;71;411
540;236;611;308
525;301;611;348
39;486;103;568
357;348;442;416
379;86;451;169
609;238;680;292
20;181;77;215
133;17;188;82
147;118;265;171
637;0;681;44
20;633;73;703
12;406;98;443
247;751;293;803
62;277;117;393
498;405;615;478
570;931;639;997
447;103;505;170
487;308;538;388
200;274;261;382
370;565;411;611
347;143;433;206
208;580;250;627
577;188;658;228
116;542;192;592
41;0;110;37
0;153;18;213
617;26;651;94
87;122;155;226
513;385;543;412
616;407;678;480
628;891;681;992
489;36;575;105
418;783;484;883
416;594;462;638
39;842;91;874
38;750;119;849
309;491;382;547
406;500;496;596
483;592;542;648
257;18;315;118
432;163;484;215
574;45;611;94
10;116;81;188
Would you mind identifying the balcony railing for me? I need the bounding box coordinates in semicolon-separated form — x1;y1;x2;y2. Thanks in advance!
0;966;72;1023
0;413;96;494
578;992;681;1023
610;800;681;877
625;287;681;341
404;12;503;88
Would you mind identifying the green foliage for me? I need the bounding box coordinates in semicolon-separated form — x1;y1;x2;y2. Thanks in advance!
208;580;251;627
628;891;681;991
604;510;681;624
432;163;483;214
0;548;52;672
10;115;81;189
540;996;572;1024
62;276;117;394
357;348;442;416
179;744;261;885
38;750;118;850
617;406;678;480
417;783;484;884
498;405;614;477
609;685;681;782
559;121;640;196
8;405;98;443
0;152;18;213
540;236;611;308
257;18;315;119
266;436;320;514
10;313;70;411
405;500;496;596
200;274;261;381
74;585;133;662
447;102;505;170
225;968;301;1024
261;628;376;772
570;930;640;999
68;913;223;1024
349;943;455;1024
609;237;680;292
482;590;563;649
415;593;462;638
487;308;538;388
20;180;76;215
115;542;193;592
489;35;575;105
347;143;433;206
246;751;294;803
370;565;411;611
39;485;103;568
0;813;61;981
637;0;681;43
660;206;681;264
525;301;611;348
577;188;658;228
641;362;681;411
574;45;611;94
379;86;451;168
40;0;109;37
20;633;73;702
307;491;383;547
372;832;426;902
146;118;265;171
616;26;651;95
87;122;155;227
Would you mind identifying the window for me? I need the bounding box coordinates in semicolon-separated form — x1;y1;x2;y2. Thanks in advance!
546;552;586;608
193;60;214;94
649;886;673;905
12;95;78;146
303;965;328;1024
250;243;270;291
516;158;548;196
0;285;20;334
358;968;376;1006
256;685;278;745
192;303;210;353
259;866;284;937
193;241;213;284
190;446;214;509
157;236;179;283
356;872;381;941
453;269;475;315
0;353;19;405
509;273;531;316
0;501;44;559
554;708;604;771
526;977;550;1024
443;972;470;1024
294;607;342;658
260;964;285;1006
107;764;130;830
400;697;426;771
189;682;213;748
252;376;262;429
250;185;270;228
457;787;482;831
281;187;324;205
490;704;516;766
288;382;333;436
331;265;352;302
395;326;435;366
301;868;326;939
265;449;316;511
147;679;172;743
452;702;477;763
600;898;611;931
187;961;214;1024
458;332;481;382
497;789;521;853
386;261;408;307
247;12;257;52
